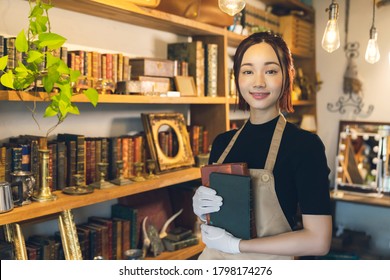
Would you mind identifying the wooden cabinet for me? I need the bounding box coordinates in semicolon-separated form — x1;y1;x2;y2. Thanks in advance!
0;0;317;259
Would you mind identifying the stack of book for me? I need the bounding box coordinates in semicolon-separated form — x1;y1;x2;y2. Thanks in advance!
162;227;199;252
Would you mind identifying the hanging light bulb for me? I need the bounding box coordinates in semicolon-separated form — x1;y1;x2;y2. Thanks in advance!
218;0;246;16
365;1;380;64
321;0;340;53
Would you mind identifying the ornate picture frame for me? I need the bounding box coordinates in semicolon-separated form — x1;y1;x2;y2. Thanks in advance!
141;113;194;173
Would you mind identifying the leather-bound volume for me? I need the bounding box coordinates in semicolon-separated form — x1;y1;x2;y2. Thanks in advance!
209;172;256;240
162;235;199;252
200;162;249;187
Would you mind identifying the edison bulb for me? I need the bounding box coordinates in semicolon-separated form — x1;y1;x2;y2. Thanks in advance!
321;19;340;53
218;0;246;16
365;38;380;64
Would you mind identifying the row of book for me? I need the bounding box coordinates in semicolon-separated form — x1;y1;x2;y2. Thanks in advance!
1;36;219;97
0;35;131;85
0;133;146;190
168;41;218;97
0;197;198;260
0;124;209;189
11;204;138;260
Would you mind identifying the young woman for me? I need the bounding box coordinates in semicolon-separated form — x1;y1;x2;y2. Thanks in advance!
193;31;332;260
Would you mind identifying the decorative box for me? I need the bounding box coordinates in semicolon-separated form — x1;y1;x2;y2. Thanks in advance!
279;15;314;58
130;58;175;78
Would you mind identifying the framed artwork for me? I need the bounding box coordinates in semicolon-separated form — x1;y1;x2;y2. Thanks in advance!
141;112;194;173
174;76;197;97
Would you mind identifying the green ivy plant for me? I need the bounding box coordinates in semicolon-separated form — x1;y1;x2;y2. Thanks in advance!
0;0;98;137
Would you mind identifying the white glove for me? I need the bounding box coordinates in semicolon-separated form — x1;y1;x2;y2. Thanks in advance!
193;186;223;222
201;224;241;254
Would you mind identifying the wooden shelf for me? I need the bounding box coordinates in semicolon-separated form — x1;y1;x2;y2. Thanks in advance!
330;190;390;208
145;243;205;260
0;167;201;226
52;0;223;37
0;90;227;105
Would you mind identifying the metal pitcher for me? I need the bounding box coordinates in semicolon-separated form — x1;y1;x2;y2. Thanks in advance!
10;171;36;206
0;181;23;213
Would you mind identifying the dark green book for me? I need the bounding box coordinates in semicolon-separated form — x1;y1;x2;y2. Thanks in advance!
111;204;138;249
209;172;256;240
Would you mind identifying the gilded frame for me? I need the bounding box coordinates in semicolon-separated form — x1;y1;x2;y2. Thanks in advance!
141;113;194;173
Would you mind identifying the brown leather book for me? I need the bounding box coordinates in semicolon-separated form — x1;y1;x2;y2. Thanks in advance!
200;162;249;187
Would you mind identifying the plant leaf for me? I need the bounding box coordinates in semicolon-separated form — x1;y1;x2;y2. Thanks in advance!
46;52;61;68
27;50;44;63
0;55;8;71
69;69;81;83
15;30;28;53
83;88;99;107
38;33;66;50
44;105;58;118
0;71;15;89
56;60;70;75
68;104;80;115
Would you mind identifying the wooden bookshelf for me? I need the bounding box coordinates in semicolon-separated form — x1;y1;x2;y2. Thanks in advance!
1;0;318;260
0;167;201;226
0;90;227;104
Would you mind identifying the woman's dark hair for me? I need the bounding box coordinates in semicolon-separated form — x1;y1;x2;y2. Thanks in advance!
233;31;295;113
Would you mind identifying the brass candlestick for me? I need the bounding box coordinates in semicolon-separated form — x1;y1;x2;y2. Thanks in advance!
111;160;132;185
32;149;57;202
89;162;115;189
63;174;94;195
146;159;159;179
131;162;146;182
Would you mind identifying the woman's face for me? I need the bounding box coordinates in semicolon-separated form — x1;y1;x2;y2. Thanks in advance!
238;42;283;116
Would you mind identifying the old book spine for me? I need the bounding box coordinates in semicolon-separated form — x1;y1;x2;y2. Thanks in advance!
105;53;113;81
20;144;30;171
87;51;93;78
60;47;68;66
121;219;131;256
121;137;129;178
108;137;119;180
88;217;113;260
123;56;130;81
111;204;137;250
0;35;4;57
92;51;100;80
0;146;6;181
11;147;22;172
205;43;218;97
112;53;118;83
128;137;135;177
5;37;16;71
76;135;86;184
111;218;122;260
67;141;77;187
117;53;124;82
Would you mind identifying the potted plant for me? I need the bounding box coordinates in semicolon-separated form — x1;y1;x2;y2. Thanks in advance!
0;0;99;138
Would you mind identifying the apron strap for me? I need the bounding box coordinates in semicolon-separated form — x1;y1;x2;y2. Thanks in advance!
216;115;286;172
216;120;247;164
264;114;286;171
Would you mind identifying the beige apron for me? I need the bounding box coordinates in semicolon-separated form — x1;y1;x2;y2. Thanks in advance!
198;115;293;260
